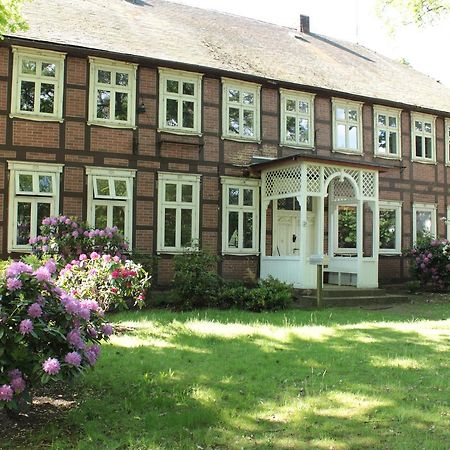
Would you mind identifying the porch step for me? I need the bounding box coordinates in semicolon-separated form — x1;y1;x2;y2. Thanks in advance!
295;287;388;299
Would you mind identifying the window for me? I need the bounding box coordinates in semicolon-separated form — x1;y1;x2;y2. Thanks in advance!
412;203;436;243
445;119;450;166
222;78;261;141
158;68;202;134
10;46;65;121
88;57;138;128
157;172;201;252
280;89;315;148
379;201;402;254
374;106;402;159
221;177;260;254
336;205;357;253
8;161;63;252
86;167;136;247
411;113;436;163
332;98;363;154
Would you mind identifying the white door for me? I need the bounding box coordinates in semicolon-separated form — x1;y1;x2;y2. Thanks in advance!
273;210;300;256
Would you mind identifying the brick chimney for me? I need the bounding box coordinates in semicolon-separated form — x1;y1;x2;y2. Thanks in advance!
299;15;310;34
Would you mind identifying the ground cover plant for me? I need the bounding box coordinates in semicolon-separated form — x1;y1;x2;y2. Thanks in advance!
2;296;450;449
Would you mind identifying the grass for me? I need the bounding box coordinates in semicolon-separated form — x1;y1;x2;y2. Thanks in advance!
3;297;450;449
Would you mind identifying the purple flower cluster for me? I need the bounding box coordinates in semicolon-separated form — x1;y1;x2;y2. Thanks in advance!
64;351;82;367
42;357;60;375
19;319;33;335
0;385;13;402
9;370;26;393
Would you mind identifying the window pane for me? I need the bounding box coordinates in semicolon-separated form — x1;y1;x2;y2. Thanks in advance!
17;202;31;245
165;183;176;202
167;80;178;93
228;188;239;205
37;203;51;236
286;99;296;112
285;116;296;141
299;118;309;143
338;206;357;249
425;137;432;158
348;125;358;149
40;83;55;113
415;121;423;132
416;211;432;237
181;184;192;202
115;72;129;86
242;92;254;105
114;180;127;197
389;132;397;155
166;99;178;126
337;124;346;147
98;70;111;84
39;175;52;193
94;205;108;229
388;116;397;128
182;101;194;128
115;92;128;121
336;107;345;121
380;209;396;249
348;109;358;121
228;211;239;248
298;101;309;113
228;89;239;102
18;174;33;192
243;212;253;248
378;130;387;153
243;189;253;206
181;209;192;247
415;136;423;157
164;208;176;247
228;107;240;134
41;62;56;77
113;206;125;235
96;178;110;196
378;114;386;126
21;60;36;75
424;122;432;133
97;90;111;119
243;110;254;136
182;82;194;95
20;81;35;111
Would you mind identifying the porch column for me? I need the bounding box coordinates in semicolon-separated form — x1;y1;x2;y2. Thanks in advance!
260;200;270;257
356;199;364;259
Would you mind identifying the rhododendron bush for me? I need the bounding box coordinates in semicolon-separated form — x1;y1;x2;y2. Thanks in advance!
58;252;151;311
0;259;113;411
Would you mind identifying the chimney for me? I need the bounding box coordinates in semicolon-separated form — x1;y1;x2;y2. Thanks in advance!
299;15;310;34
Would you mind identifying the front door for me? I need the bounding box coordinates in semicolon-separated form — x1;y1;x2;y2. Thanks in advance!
273;210;300;256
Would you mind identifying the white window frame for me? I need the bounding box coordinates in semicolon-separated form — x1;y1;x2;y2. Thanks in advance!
221;177;260;255
373;106;402;160
158;68;203;135
86;167;136;248
379;201;402;255
412;202;437;243
280;89;315;149
445;118;450;166
157;172;201;253
446;205;450;239
333;202;358;255
222;78;261;142
10;46;66;122
411;112;436;164
7;161;63;252
88;57;138;129
332;98;363;154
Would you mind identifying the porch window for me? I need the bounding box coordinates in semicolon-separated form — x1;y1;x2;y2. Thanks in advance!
7;161;63;252
412;203;436;243
157;172;201;252
332;98;363;154
158;68;202;134
411;113;436;163
86;167;136;246
280;89;315;148
445;119;450;166
379;201;402;254
222;78;261;141
374;106;401;159
88;57;138;128
11;46;65;121
337;205;357;252
221;177;259;254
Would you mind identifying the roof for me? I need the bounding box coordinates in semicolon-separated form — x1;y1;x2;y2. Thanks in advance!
7;0;450;114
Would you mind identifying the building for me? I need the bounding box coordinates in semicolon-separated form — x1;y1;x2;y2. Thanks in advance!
1;0;450;288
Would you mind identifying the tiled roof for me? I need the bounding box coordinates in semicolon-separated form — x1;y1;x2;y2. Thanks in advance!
8;0;450;114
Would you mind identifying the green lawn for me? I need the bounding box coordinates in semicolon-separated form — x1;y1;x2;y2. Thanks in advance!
3;298;450;449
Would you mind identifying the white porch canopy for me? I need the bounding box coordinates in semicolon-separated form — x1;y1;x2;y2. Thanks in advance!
252;155;386;289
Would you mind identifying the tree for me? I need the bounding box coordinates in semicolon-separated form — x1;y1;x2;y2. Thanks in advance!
376;0;450;26
0;0;29;38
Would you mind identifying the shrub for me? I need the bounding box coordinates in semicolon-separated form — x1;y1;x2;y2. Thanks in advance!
30;215;128;264
58;253;151;311
0;259;113;412
172;248;221;308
